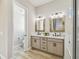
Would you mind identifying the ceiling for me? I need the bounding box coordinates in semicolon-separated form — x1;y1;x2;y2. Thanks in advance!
28;0;53;7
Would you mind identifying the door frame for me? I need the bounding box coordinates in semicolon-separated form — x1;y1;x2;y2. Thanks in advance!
13;1;29;52
73;0;76;59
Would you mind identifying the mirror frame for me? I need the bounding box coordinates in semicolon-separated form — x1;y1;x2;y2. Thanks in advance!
50;17;65;32
35;19;45;32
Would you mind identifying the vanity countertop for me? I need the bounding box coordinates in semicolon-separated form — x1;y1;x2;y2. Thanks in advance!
31;35;64;39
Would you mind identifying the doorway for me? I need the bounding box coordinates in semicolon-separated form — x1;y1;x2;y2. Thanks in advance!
12;2;28;58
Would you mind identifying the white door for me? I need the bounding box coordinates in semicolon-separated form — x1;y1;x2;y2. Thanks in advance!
13;2;28;53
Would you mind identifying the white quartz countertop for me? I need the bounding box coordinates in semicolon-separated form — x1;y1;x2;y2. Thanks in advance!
31;35;64;39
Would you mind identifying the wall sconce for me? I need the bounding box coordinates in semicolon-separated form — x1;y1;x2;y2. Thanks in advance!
49;12;65;19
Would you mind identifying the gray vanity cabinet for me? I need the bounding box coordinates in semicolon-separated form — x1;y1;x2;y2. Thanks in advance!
31;36;64;57
31;37;41;49
48;41;57;54
48;40;64;56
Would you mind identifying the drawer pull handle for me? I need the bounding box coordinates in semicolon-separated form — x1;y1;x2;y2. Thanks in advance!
34;40;36;42
42;39;45;40
42;47;45;49
53;43;56;47
43;42;45;44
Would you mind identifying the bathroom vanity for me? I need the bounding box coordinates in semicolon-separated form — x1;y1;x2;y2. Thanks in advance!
31;35;64;57
31;13;65;57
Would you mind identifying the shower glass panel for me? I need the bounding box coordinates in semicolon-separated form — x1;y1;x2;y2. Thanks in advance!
76;0;79;59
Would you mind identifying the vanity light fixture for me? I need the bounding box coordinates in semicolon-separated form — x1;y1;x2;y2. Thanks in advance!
36;16;45;20
58;12;65;18
49;14;57;19
50;12;65;19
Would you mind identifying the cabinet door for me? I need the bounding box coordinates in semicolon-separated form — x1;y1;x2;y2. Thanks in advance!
48;41;64;56
48;41;56;54
32;37;40;49
55;42;64;56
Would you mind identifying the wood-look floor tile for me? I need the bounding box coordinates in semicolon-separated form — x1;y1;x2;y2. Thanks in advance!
14;49;63;59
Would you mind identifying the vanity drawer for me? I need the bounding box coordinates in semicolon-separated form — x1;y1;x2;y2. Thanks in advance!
31;36;40;39
41;38;47;41
41;38;47;46
41;38;47;51
48;38;64;43
41;41;47;45
41;46;47;51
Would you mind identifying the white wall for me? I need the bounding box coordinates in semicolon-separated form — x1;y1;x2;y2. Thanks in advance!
0;0;13;59
0;0;8;58
36;0;73;59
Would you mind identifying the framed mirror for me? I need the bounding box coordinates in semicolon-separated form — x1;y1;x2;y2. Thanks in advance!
35;17;45;32
50;16;65;32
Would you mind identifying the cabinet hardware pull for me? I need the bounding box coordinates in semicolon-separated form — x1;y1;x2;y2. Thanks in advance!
42;47;45;49
53;43;56;47
43;42;45;44
34;40;36;42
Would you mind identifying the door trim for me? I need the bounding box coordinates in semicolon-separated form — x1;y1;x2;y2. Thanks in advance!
73;0;76;59
13;1;29;51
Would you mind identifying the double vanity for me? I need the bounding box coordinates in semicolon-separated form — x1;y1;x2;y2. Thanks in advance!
31;35;64;57
31;13;65;57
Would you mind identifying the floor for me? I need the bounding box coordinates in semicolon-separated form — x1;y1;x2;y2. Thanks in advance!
13;49;63;59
